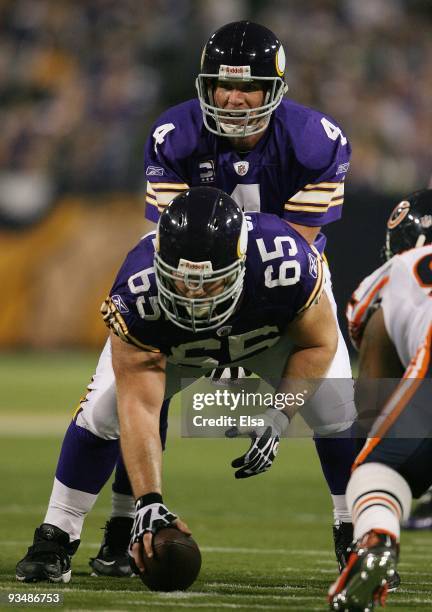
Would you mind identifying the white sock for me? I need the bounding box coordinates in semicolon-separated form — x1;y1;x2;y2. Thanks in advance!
44;478;98;542
331;494;351;523
111;491;135;519
346;463;412;542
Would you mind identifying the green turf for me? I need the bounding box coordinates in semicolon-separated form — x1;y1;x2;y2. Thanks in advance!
0;351;98;413
1;351;431;611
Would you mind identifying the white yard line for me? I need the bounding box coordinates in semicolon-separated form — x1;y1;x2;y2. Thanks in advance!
0;415;183;437
0;541;329;556
200;547;328;556
1;586;431;607
122;602;309;609
205;584;306;591
3;538;431;566
0;415;70;436
84;605;284;611
2;586;432;607
0;507;110;516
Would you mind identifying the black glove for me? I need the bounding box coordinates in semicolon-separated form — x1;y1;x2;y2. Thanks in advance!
226;408;289;478
129;494;177;553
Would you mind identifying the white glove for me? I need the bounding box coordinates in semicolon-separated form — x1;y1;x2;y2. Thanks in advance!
225;408;290;478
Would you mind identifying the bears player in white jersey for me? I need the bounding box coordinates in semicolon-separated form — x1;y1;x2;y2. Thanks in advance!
16;21;359;583
328;189;432;611
402;171;432;531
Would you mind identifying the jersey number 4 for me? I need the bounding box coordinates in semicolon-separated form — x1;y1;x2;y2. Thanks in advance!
153;123;175;153
320;117;347;146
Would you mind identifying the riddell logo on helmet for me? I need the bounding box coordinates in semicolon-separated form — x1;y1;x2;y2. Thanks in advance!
219;65;251;79
178;259;213;274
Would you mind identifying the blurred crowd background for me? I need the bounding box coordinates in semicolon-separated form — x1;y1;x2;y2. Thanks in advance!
0;0;431;348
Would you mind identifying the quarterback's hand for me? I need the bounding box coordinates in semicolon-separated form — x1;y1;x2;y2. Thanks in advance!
225;408;289;479
129;494;191;572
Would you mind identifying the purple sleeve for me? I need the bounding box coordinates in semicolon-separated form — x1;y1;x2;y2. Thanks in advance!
144;127;189;222
295;245;325;313
281;109;351;227
144;101;203;222
101;237;163;352
249;214;326;316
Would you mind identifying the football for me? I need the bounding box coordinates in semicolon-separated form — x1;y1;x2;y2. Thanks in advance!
137;528;201;591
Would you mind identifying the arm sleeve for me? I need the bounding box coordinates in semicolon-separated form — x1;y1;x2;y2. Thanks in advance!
144;122;189;222
100;238;163;352
296;246;325;314
283;115;351;227
101;297;161;353
346;263;391;351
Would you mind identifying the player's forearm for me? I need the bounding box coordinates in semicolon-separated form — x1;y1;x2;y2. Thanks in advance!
277;344;335;420
110;333;166;499
355;308;404;429
277;293;337;419
118;398;163;498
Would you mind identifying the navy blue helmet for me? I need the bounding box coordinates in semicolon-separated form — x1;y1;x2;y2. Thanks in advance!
384;189;432;260
196;21;288;138
155;187;248;332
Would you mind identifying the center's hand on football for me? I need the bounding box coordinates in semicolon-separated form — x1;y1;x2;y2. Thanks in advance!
129;496;191;572
225;408;290;478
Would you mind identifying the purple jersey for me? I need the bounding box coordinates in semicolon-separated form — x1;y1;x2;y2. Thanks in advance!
144;98;351;239
102;213;324;368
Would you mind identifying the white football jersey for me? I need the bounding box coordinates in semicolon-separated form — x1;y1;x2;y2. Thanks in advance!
347;259;392;351
348;246;432;367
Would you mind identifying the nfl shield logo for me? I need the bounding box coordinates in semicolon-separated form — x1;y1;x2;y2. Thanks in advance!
233;161;249;176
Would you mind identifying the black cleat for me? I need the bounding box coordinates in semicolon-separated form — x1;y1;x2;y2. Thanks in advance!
328;530;398;611
16;524;79;583
333;522;400;593
333;521;354;572
89;517;134;577
385;566;401;592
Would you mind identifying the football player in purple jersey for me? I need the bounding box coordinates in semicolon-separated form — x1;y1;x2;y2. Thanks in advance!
145;20;358;574
16;22;359;583
22;187;340;580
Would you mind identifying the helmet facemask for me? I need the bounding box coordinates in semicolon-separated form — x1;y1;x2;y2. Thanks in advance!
384;223;429;261
196;73;287;138
196;22;288;138
155;185;249;332
155;255;246;332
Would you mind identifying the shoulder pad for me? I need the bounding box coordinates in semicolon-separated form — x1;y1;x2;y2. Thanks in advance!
276;100;350;171
150;99;203;159
346;260;392;350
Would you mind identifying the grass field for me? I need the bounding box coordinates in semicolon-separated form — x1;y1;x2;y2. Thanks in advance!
1;351;432;611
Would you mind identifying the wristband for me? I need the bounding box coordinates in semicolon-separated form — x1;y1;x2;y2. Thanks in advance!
135;492;163;509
